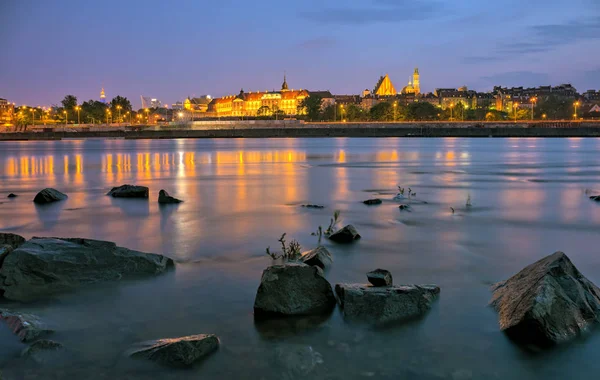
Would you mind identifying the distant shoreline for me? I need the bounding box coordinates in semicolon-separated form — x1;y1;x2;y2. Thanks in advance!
2;123;600;140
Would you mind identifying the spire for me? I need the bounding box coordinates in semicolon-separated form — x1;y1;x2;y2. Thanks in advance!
414;67;419;75
281;73;289;91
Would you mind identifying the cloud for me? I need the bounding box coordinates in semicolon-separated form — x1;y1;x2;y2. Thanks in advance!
297;36;337;50
299;0;442;25
464;16;600;63
480;71;551;87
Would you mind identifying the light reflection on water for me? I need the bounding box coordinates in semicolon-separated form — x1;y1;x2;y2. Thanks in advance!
0;137;600;379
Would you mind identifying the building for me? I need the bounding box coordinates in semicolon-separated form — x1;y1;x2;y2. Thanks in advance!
583;90;600;101
308;91;334;110
141;96;163;109
184;96;212;112
373;74;397;96
401;68;421;95
100;88;106;103
0;98;14;125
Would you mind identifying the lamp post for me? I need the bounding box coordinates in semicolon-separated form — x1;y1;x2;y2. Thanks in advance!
31;108;35;126
340;104;345;122
463;105;468;121
75;106;81;124
530;97;537;120
513;102;519;123
393;102;397;121
449;103;454;121
574;101;580;120
106;109;110;125
144;108;149;124
126;111;130;124
542;114;547;120
116;105;122;123
64;110;68;126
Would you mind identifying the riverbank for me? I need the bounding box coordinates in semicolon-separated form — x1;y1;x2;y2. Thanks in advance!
2;124;600;140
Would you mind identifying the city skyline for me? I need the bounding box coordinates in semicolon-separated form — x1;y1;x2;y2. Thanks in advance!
1;0;599;108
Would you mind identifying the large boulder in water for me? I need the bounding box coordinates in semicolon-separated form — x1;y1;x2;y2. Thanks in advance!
335;283;440;325
254;263;336;318
489;251;600;346
0;309;54;342
0;237;174;302
158;189;182;204
21;339;64;364
328;225;361;243
33;188;67;204
107;184;149;198
0;233;26;250
128;334;219;367
301;246;333;269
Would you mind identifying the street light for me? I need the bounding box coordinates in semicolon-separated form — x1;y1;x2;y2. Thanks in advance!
449;103;454;121
75;106;81;124
116;105;122;123
31;108;35;126
144;108;149;124
63;110;68;126
513;102;519;122
393;102;397;121
106;109;111;125
530;97;537;120
542;113;547;120
574;101;580;120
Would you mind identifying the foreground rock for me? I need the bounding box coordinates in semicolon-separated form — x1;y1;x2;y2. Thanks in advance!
328;225;361;243
489;251;600;346
0;232;26;249
301;246;333;269
590;195;600;202
129;334;219;367
0;309;53;342
335;283;440;325
363;199;382;205
0;237;174;302
21;339;64;364
7;193;17;198
254;263;336;317
107;184;149;198
158;189;182;204
367;269;393;287
33;188;67;204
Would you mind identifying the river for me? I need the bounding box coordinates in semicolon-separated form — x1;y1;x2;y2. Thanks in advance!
0;137;599;379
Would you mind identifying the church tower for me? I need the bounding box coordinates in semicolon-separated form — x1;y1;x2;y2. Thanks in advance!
100;88;106;103
281;74;289;92
413;68;420;95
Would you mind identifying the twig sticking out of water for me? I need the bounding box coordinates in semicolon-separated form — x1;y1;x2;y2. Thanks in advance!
450;207;455;214
466;194;472;208
266;233;302;261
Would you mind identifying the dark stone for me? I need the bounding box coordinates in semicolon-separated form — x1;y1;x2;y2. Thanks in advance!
0;237;174;302
302;204;325;209
335;283;440;325
129;334;219;367
590;195;600;202
328;225;361;243
366;269;393;287
0;233;25;250
158;189;182;204
490;251;600;346
0;309;53;342
254;263;336;317
107;184;149;198
363;199;382;205
7;193;17;198
274;344;323;376
33;188;67;204
301;246;333;270
21;339;63;364
399;204;410;210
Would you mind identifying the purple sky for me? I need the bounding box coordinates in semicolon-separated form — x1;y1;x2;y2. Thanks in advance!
1;0;599;108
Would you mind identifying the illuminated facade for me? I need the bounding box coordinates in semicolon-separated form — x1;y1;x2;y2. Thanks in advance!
374;74;397;96
401;68;420;95
100;88;106;103
0;98;14;125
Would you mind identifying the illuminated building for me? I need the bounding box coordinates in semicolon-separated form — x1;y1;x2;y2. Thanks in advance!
401;68;420;95
141;96;163;109
0;98;14;125
374;74;397;96
100;88;106;103
184;96;212;112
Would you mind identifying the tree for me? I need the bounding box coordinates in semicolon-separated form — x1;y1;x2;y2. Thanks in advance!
299;95;322;121
369;102;394;121
536;96;572;120
61;95;78;111
345;104;365;121
321;105;335;121
81;100;108;124
257;106;271;117
406;102;437;121
110;96;132;113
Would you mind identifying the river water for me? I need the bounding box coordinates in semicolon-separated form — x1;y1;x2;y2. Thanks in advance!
0;137;599;379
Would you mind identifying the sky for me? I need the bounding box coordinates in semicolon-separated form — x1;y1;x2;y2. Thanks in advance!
1;0;599;108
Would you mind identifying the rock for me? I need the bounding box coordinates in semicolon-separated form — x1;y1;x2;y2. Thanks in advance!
274;344;323;376
158;189;182;204
398;204;410;210
128;334;219;367
328;225;361;243
107;184;149;198
254;263;336;317
590;195;600;201
489;251;600;346
335;283;440;325
33;188;67;204
0;232;26;250
0;309;53;342
366;269;393;287
363;199;382;205
7;193;17;198
301;246;333;270
0;237;174;302
302;204;325;209
21;339;63;364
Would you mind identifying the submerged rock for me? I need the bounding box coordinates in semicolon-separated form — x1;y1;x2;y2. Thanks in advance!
489;251;600;346
0;237;174;302
590;195;600;202
254;263;336;317
366;269;393;287
301;246;333;270
363;199;382;205
328;225;361;243
21;339;64;364
0;309;53;342
302;204;325;209
107;184;149;198
335;283;440;325
129;334;219;367
398;204;410;210
33;188;67;204
274;344;323;376
158;189;182;204
7;193;17;198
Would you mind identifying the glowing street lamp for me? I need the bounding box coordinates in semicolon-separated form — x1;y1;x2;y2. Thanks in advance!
144;108;149;123
393;101;397;121
63;110;68;126
75;106;81;124
449;103;454;121
574;101;580;120
178;112;184;119
542;113;547;120
530;97;537;120
116;105;122;123
106;108;111;125
513;102;519;122
31;108;35;126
